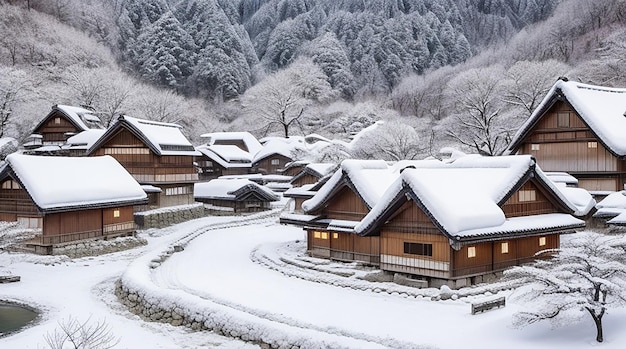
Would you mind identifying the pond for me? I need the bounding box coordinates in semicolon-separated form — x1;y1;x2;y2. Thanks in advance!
0;302;38;336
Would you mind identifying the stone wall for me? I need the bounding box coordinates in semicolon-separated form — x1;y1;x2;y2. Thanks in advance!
134;204;205;229
51;236;147;258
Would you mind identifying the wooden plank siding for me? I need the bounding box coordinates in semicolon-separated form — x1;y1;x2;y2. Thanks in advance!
254;154;292;175
306;229;380;264
516;100;626;191
292;173;319;187
36;113;79;144
501;181;560;218
324;186;370;221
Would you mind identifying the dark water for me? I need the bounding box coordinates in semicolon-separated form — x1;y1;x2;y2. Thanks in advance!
0;303;38;335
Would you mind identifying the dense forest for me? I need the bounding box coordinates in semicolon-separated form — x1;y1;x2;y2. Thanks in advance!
1;0;625;160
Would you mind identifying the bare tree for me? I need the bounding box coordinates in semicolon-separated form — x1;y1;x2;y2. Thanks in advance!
352;120;428;161
0;66;37;138
44;316;119;349
505;232;626;343
241;58;335;137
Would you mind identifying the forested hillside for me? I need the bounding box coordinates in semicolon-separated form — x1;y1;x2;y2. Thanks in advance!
1;0;625;159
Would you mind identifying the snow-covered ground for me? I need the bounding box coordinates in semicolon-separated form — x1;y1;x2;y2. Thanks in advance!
1;212;626;348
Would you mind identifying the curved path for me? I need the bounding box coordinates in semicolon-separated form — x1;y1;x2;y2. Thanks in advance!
149;221;608;349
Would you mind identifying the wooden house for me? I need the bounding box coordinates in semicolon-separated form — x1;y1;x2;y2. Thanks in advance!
194;178;279;213
27;105;104;148
290;163;337;188
0;154;147;254
253;138;304;175
355;155;591;287
87;115;199;209
507;79;626;194
280;160;402;265
199;132;263;154
195;145;254;180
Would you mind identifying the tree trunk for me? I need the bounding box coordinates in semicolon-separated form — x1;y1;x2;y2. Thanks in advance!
586;308;604;343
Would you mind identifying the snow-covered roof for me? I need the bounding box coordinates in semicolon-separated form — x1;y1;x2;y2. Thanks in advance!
507;80;626;156
283;183;317;198
290;163;337;185
89;115;200;156
4;154;146;212
194;178;279;202
252;138;305;164
62;129;106;150
200;132;263;155
33;105;104;134
594;191;626;220
355;155;586;242
196;145;253;169
302;159;400;213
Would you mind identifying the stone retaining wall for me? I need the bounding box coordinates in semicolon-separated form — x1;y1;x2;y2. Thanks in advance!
134;204;205;229
52;236;147;258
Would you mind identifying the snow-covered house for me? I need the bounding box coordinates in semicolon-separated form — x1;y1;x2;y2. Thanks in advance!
290;163;337;188
506;79;626;194
253;138;305;175
194;179;279;213
0;154;147;254
354;155;591;287
200;131;263;154
195;132;263;180
281;159;403;265
61;129;106;157
26;105;104;148
87;115;199;209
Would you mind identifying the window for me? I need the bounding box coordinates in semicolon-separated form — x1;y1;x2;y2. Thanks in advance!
403;242;433;257
501;242;509;254
557;112;570;127
332;233;338;239
113;209;120;218
104;147;151;155
467;246;476;258
270;159;280;165
165;186;192;196
539;237;546;246
531;144;540;151
588;141;598;149
313;231;329;240
1;180;20;189
519;190;536;202
54;117;61;124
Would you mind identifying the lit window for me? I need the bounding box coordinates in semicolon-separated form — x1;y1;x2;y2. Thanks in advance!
313;231;321;239
113;209;120;218
519;190;536;202
588;141;598;149
54;117;61;124
501;242;509;254
332;233;338;239
467;246;476;258
539;237;546;246
320;232;329;240
1;180;20;189
531;144;540;151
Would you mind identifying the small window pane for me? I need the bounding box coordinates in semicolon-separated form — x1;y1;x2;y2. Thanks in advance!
539;237;546;246
501;242;509;254
531;144;540;151
468;246;476;258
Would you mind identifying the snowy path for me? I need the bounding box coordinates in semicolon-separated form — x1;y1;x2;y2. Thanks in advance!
151;222;626;349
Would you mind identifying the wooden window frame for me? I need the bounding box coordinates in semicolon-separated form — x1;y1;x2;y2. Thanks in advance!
588;141;598;149
501;242;509;254
539;236;546;246
531;143;540;151
113;209;120;218
467;246;476;258
557;112;570;127
403;242;433;257
519;190;536;202
270;159;280;165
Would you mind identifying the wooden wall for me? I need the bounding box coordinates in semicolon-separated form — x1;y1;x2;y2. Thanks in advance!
307;230;380;264
35;112;79;144
323;186;370;221
501;181;560;218
0;181;39;222
292;173;319;187
254;154;291;175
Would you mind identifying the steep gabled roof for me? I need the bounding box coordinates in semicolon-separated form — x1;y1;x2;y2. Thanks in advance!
507;80;626;156
302;159;401;213
87;115;199;156
33;105;104;133
252;138;306;164
194;179;279;202
62;129;106;151
290;163;337;184
2;154;147;213
200;131;263;155
196;145;253;169
356;155;587;244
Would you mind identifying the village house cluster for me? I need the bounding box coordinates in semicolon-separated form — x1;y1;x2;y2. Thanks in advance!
1;78;626;287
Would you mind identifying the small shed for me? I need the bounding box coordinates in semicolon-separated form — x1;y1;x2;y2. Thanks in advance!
28;105;104;147
194;178;279;213
0;154;147;253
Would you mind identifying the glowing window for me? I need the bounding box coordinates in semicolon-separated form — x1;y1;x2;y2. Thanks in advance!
54;117;61;124
501;242;509;254
332;233;338;239
113;209;120;218
467;246;476;258
531;144;540;151
539;237;547;246
588;141;598;149
313;231;321;239
519;190;536;202
320;232;329;240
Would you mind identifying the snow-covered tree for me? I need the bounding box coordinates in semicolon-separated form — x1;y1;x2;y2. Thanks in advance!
241;58;334;137
302;32;355;99
505;232;626;343
0;66;37;138
351;120;427;161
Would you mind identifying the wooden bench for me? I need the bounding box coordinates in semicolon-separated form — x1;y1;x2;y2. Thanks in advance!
471;296;505;315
